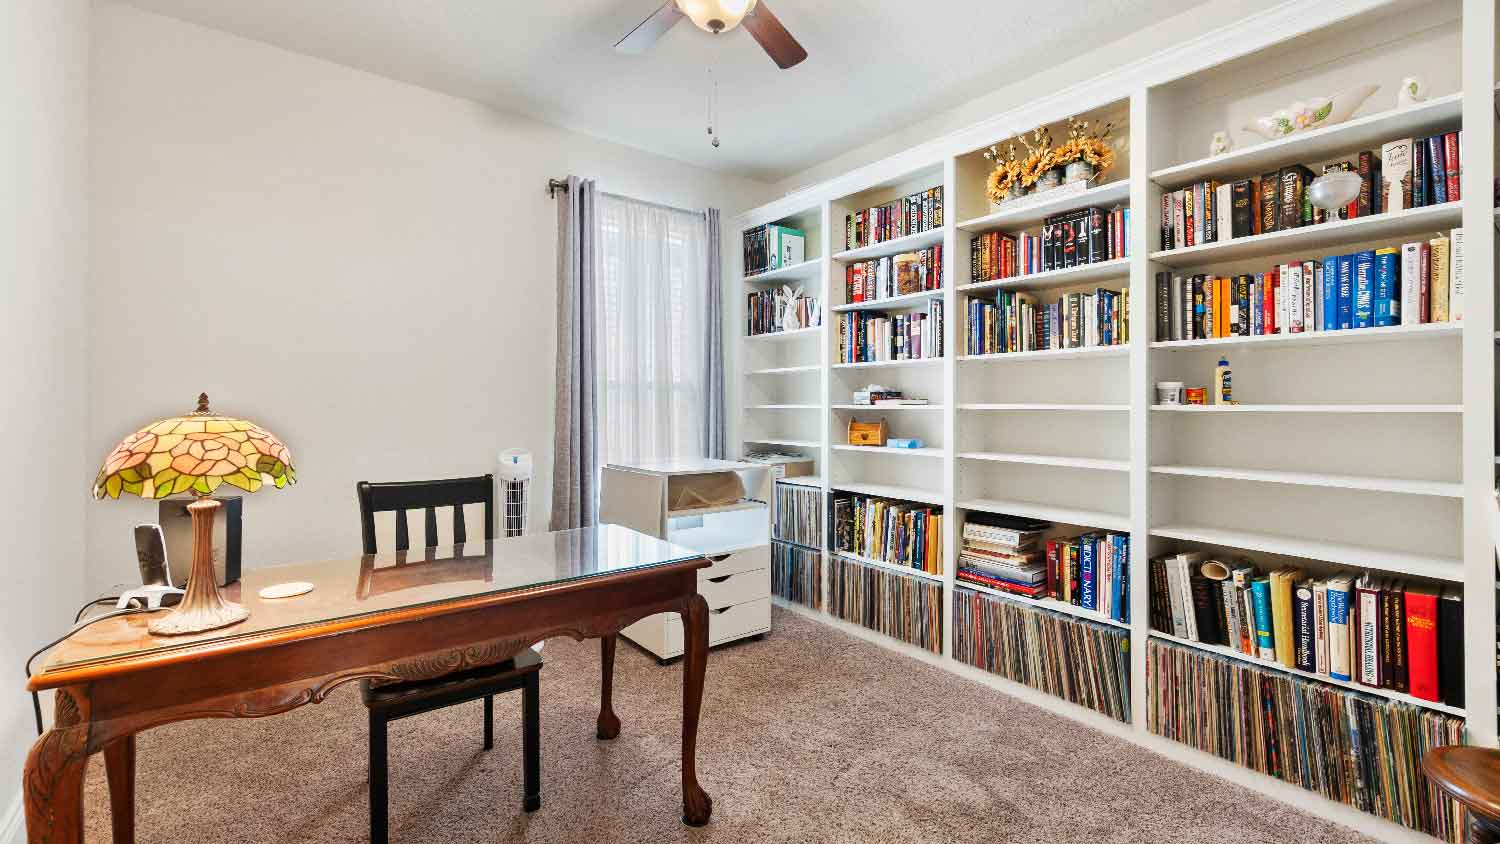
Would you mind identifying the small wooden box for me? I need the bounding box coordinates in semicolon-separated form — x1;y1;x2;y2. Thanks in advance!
847;418;889;447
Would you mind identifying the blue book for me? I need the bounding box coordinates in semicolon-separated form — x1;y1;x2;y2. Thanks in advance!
1336;255;1354;329
1373;248;1398;327
1327;580;1353;681
1321;256;1338;330
1079;534;1097;611
1251;274;1263;336
1122;208;1131;257
1427;136;1447;205
1250;577;1275;659
1108;534;1125;621
1352;250;1375;328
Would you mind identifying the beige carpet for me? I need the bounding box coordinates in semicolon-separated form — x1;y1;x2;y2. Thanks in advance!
80;606;1376;843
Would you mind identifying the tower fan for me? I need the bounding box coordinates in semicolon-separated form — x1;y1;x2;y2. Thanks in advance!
497;449;532;537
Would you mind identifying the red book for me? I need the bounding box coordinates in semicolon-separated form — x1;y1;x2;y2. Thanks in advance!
1443;132;1461;201
1404;584;1441;702
1265;268;1278;335
956;568;1046;597
1045;539;1059;599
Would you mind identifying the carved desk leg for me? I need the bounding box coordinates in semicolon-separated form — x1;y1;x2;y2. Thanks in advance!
679;594;712;827
24;688;91;844
597;634;621;740
104;734;137;844
1469;812;1500;844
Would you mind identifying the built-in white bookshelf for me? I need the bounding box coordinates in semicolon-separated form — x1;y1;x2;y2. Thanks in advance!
729;2;1496;839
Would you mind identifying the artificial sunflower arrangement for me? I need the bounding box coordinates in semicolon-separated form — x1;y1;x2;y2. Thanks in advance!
982;143;1025;204
1017;125;1056;187
1052;116;1116;177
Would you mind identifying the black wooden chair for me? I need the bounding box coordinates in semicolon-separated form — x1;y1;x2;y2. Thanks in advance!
356;475;541;844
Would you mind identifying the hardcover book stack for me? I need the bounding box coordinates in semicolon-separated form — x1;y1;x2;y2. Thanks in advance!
1147;639;1466;842
956;514;1049;596
1148;554;1465;706
772;542;822;610
838;300;944;363
845;246;943;303
748;289;822;336
1159;131;1461;251
845;187;944;250
1153;230;1464;342
832;493;943;576
743;223;807;276
954;587;1132;722
969;204;1128;283
966;286;1128;355
830;554;942;653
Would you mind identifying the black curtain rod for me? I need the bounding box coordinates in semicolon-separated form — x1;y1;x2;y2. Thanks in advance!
547;178;569;198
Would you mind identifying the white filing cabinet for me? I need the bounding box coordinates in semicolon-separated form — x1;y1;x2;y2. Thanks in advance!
600;459;771;662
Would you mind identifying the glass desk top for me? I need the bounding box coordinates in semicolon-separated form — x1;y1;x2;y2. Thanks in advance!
40;524;702;674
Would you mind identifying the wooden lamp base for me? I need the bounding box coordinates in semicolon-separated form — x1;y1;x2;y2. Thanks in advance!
148;496;249;636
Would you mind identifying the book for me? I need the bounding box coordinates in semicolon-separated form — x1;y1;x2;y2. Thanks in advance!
1189;574;1223;645
1250;577;1276;660
1326;575;1354;681
1270;567;1303;667
1437;585;1463;706
1230;179;1253;238
1293;581;1316;672
1373;247;1398;327
1356;575;1382;687
1278;166;1313;231
1448;227;1464;321
1312;580;1329;675
1258;172;1279;234
1429;234;1451;322
1352;250;1374;329
1443;131;1461;201
1380;138;1414;212
1404;583;1440;702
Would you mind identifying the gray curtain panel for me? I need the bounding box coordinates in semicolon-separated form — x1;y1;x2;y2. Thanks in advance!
550;176;599;530
702;207;728;460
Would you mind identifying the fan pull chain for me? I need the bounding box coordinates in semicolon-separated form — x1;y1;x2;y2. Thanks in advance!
707;67;720;149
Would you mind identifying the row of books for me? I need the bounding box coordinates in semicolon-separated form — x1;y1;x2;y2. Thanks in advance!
830;555;942;653
844;187;944;250
1158;132;1462;251
831;493;943;575
965;288;1128;355
844;246;943;303
836;301;944;364
954;514;1131;623
771;541;822;610
1153;231;1463;342
743;223;807;276
1147;640;1465;841
954;587;1131;722
772;481;821;549
968;205;1129;283
1148;553;1464;705
747;290;822;337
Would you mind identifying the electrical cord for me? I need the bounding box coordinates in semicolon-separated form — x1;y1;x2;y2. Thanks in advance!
25;597;163;736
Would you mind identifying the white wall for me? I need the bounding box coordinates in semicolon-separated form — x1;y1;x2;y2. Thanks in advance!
0;0;90;833
87;1;771;592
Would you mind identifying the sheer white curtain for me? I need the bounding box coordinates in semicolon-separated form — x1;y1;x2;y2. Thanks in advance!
595;194;709;465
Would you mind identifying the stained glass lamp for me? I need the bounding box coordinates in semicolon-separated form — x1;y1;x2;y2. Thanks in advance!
93;393;296;635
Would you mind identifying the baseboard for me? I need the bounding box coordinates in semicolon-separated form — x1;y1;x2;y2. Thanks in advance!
0;788;22;844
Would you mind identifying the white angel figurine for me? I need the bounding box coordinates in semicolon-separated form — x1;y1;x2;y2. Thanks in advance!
1397;77;1427;108
1209;130;1233;157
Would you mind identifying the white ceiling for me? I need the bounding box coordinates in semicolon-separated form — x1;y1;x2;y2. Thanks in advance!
120;0;1204;183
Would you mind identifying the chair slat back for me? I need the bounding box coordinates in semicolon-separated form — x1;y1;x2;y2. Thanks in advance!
356;475;493;554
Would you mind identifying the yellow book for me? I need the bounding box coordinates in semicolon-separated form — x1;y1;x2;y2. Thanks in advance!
1271;567;1304;667
1429;235;1451;323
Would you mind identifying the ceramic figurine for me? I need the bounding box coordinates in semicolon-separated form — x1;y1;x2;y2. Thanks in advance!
1209;131;1233;157
1242;84;1378;140
777;284;805;331
1397;77;1427;108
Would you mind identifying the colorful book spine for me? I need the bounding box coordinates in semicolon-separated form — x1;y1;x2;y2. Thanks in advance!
1251;578;1275;660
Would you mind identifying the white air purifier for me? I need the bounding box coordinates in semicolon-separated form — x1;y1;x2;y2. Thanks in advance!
497;449;532;538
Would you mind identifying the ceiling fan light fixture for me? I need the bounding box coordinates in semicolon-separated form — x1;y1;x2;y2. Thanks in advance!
675;0;757;34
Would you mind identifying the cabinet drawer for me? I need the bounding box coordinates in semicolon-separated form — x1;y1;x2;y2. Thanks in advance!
699;567;768;610
666;596;771;650
697;545;767;581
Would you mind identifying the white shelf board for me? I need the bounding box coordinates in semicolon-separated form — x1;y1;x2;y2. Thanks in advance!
832;357;944;370
831;549;943;582
831;444;943;457
829;481;943;506
667;499;767;520
1149;631;1465;717
746;404;819;410
1150;203;1462;267
959;344;1128;362
1150;93;1464;188
1150;321;1460;351
833;227;946;262
1149;523;1463;582
960;403;1128;412
956;497;1129;532
957;258;1130;295
775;474;823;489
1152;403;1462;414
958;451;1129;472
832;288;944;313
956;180;1131;234
745;364;820;376
745;325;821;342
742;437;820;449
1150;464;1462;498
741;258;824;286
831;403;942;411
955;579;1131;630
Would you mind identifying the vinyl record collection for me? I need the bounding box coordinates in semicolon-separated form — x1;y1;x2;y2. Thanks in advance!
830;555;943;653
953;586;1131;722
1146;639;1466;842
772;541;822;610
772;481;822;548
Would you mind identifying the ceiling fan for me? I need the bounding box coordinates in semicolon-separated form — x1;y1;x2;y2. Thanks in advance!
615;0;808;69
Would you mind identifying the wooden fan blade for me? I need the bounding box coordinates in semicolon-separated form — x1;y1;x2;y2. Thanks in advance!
742;1;807;69
615;0;684;53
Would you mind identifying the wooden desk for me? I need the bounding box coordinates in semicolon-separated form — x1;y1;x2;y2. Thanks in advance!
24;526;714;843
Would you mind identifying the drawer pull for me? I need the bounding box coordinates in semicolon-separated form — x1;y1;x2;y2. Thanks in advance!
711;606;733;615
704;553;732;563
706;574;732;584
